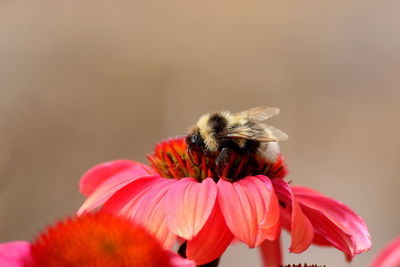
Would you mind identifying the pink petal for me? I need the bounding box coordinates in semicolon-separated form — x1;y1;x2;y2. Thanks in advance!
77;167;158;215
217;176;280;248
102;177;177;249
165;177;217;240
79;160;154;196
293;186;371;258
370;235;400;267
167;251;196;267
302;206;354;258
272;179;314;253
312;233;333;247
259;238;282;267
186;202;234;265
259;176;281;241
101;176;161;212
0;241;33;267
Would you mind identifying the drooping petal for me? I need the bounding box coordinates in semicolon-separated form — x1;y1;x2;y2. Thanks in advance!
217;176;280;248
167;251;196;267
186;202;234;265
0;241;33;267
293;186;371;258
165;177;217;240
79;160;154;196
77;168;159;215
312;233;333;247
102;177;177;249
259;238;282;267
272;179;314;253
258;176;281;241
370;235;400;267
302;206;354;258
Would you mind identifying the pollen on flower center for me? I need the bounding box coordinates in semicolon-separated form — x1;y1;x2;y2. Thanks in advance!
147;137;287;182
30;213;173;267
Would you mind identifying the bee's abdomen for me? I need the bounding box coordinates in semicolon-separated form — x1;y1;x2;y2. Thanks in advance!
236;139;260;154
221;138;260;155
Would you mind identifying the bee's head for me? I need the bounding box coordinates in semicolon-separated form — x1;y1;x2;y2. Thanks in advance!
186;127;205;152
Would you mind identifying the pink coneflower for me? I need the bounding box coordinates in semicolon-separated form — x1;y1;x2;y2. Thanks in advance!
78;137;371;266
0;213;194;267
370;235;400;267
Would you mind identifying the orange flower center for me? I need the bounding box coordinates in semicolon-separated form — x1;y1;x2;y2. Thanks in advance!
147;137;287;182
30;213;172;267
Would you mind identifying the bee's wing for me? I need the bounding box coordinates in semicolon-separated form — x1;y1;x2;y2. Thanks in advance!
263;125;288;141
234;106;280;121
224;124;288;142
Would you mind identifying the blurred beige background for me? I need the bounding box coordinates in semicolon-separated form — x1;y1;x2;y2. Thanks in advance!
0;1;399;266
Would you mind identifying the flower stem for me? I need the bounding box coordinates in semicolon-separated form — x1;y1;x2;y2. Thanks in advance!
178;242;220;267
259;238;282;267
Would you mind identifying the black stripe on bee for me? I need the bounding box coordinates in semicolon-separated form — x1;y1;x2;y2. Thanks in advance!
208;113;228;134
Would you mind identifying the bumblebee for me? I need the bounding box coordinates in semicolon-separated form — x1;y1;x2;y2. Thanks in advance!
186;107;288;171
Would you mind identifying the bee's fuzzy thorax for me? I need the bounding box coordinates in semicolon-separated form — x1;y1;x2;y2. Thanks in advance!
195;112;230;152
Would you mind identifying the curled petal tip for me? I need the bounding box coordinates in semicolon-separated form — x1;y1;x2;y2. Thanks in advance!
292;186;371;257
272;179;314;253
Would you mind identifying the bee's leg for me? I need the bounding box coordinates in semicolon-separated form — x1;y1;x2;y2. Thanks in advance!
187;147;200;166
216;147;231;177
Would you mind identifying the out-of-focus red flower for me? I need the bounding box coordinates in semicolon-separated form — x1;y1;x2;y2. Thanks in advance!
370;235;400;267
0;241;32;267
0;213;194;267
78;137;371;266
